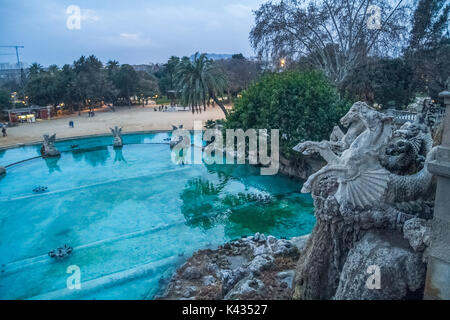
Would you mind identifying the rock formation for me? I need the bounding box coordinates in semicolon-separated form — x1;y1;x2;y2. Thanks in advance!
159;233;308;300
110;126;123;148
333;230;426;300
40;134;60;158
292;101;440;300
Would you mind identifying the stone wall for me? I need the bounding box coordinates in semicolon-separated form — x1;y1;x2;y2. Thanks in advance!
424;90;450;300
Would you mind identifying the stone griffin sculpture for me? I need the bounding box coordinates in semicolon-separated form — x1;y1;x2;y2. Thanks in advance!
110;126;123;148
292;101;438;300
381;114;432;174
294;102;436;212
40;134;60;158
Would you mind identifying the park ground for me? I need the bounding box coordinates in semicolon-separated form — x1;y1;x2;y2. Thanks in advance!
0;105;226;148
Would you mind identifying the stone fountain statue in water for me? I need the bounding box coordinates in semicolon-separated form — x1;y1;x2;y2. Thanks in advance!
48;244;73;260
110;126;123;148
292;101;440;300
40;134;60;158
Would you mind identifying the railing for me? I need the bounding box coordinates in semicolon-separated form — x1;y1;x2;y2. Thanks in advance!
385;109;417;124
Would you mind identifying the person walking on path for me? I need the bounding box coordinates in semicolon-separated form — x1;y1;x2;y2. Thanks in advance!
2;127;6;137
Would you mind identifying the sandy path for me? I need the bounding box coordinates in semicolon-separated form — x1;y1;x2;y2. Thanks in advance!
0;106;226;148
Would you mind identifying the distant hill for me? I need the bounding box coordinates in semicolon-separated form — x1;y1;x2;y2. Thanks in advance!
189;53;234;61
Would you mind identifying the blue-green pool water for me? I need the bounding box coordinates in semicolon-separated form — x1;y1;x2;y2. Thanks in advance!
0;133;314;300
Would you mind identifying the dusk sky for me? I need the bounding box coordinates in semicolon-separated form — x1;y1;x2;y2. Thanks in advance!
0;0;266;67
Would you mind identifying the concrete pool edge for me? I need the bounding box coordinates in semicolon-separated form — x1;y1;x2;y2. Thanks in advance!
0;129;174;151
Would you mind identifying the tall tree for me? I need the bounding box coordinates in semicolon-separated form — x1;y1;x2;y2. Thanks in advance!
25;66;62;107
217;54;262;97
106;60;119;73
341;56;413;107
250;0;409;87
175;53;228;115
0;89;12;112
28;63;43;78
111;64;139;105
155;56;180;95
136;71;160;104
408;0;449;51
72;55;115;109
405;0;450;99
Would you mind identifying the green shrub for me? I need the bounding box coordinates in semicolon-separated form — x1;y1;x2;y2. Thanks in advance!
225;70;350;157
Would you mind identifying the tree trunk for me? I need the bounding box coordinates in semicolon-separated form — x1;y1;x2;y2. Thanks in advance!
212;95;228;117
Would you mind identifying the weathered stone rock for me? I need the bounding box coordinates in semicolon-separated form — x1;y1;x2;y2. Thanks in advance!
258;234;267;243
248;254;274;274
181;285;198;298
290;235;309;251
202;275;216;286
182;266;203;280
333;231;426;300
403;218;432;252
158;233;300;300
224;277;265;300
276;270;295;289
221;267;248;294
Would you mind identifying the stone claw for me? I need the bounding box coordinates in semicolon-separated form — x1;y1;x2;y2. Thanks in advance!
293;142;310;154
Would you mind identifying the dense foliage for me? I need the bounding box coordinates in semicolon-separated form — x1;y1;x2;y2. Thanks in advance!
21;55;159;112
405;0;450;100
154;56;180;95
155;53;262;112
341;57;414;108
0;89;12;111
225;70;350;157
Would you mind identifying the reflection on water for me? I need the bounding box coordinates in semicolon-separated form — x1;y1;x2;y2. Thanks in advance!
181;178;225;230
113;148;127;163
181;162;315;239
44;157;61;174
71;146;110;166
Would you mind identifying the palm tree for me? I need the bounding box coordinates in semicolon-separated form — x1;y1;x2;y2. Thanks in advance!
47;64;59;75
106;60;119;73
175;52;228;116
28;63;43;77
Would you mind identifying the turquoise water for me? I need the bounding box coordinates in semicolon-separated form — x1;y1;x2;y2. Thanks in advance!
0;133;314;300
